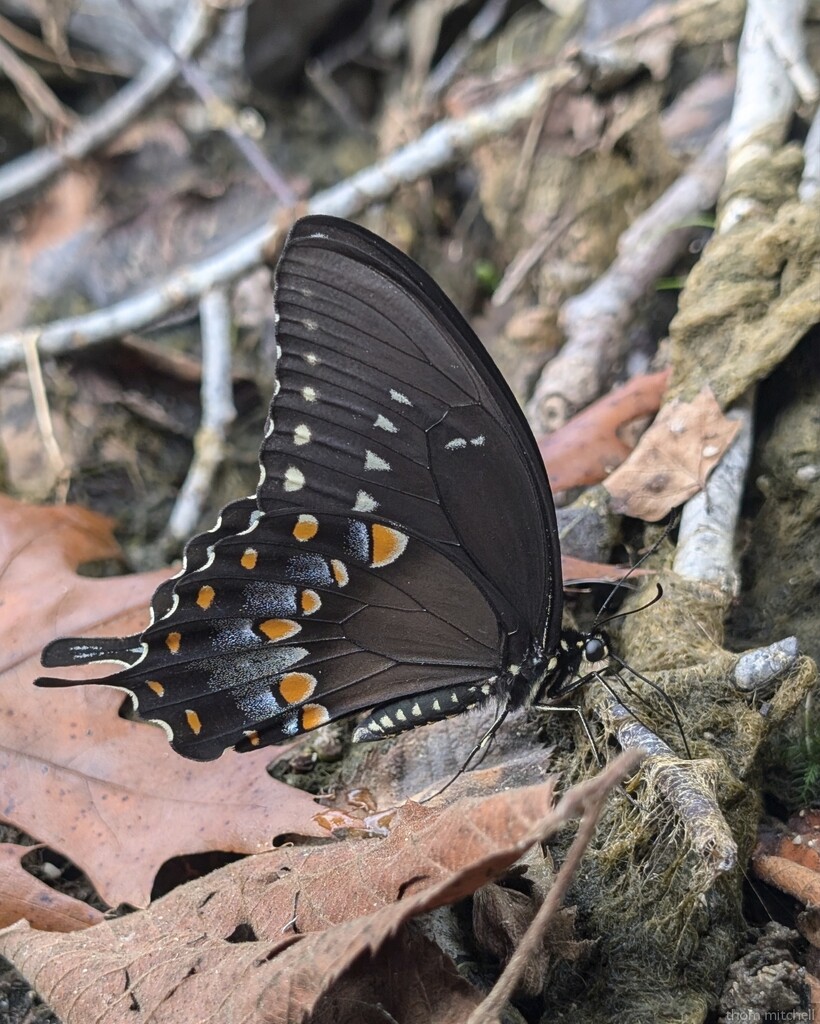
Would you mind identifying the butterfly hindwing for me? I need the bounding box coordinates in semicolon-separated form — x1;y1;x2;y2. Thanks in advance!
102;510;502;760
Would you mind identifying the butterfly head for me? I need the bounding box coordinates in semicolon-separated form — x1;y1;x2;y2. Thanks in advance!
520;626;611;706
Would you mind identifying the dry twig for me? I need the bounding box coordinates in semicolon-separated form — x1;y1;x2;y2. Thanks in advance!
0;0;219;207
118;0;296;205
525;128;728;434
468;752;642;1022
162;287;236;546
21;331;68;500
0;65;575;373
0;35;74;130
674;0;809;588
605;701;737;878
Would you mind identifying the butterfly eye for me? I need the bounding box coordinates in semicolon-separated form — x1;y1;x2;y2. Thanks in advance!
584;637;607;663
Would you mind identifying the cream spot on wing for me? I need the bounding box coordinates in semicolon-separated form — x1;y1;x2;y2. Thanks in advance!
293;514;319;542
302;386;317;402
364;450;390;472
301;703;330;730
284;466;305;492
389;389;412;406
293;423;311;446
331;559;349;587
259;619;301;642
445;438;467;450
353;490;378;512
374;414;397;433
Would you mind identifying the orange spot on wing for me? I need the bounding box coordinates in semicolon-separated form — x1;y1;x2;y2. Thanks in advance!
279;672;317;704
301;703;330;731
165;632;181;654
331;559;349;587
185;709;201;734
197;585;215;610
244;730;261;747
371;524;408;567
259;618;301;642
241;547;258;570
301;589;321;615
293;515;319;542
147;680;165;697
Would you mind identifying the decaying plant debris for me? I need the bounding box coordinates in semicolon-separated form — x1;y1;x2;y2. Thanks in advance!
0;1;818;1022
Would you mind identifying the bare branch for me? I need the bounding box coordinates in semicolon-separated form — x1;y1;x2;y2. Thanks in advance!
605;701;737;877
162;287;236;547
118;0;297;206
468;752;642;1022
799;101;820;201
0;66;574;373
673;403;752;591
0;35;74;130
674;0;808;588
0;0;218;208
734;637;801;692
526;128;727;433
721;0;810;230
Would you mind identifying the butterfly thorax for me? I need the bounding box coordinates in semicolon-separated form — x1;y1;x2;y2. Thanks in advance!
505;627;610;711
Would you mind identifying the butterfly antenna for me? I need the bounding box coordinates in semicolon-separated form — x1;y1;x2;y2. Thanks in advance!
592;513;679;630
594;583;664;630
608;654;692;759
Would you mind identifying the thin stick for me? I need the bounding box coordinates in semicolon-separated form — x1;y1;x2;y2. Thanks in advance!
163;287;236;545
0;0;218;207
525;127;728;433
605;701;737;877
0;65;577;372
22;331;68;499
467;753;640;1023
118;0;296;206
0;36;74;130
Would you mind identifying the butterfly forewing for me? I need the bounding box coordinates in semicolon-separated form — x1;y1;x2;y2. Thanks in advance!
263;217;561;648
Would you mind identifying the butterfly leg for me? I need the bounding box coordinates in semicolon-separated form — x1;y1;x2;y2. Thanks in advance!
531;702;603;766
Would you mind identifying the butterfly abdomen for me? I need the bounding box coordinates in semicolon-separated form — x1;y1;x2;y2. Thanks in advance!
352;679;496;742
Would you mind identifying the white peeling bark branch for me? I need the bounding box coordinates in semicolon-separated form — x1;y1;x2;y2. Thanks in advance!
526;128;728;433
674;0;807;587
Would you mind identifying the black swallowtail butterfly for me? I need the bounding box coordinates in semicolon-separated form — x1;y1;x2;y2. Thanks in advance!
37;215;613;762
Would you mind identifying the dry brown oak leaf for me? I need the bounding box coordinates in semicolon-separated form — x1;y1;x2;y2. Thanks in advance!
538;369;670;492
603;385;740;520
0;756;637;1024
0;842;103;932
0;495;324;911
